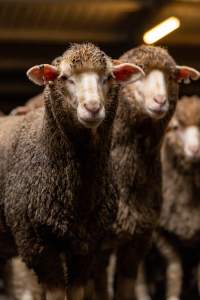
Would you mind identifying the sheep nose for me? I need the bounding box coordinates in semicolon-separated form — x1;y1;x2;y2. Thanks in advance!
153;95;167;106
84;102;101;114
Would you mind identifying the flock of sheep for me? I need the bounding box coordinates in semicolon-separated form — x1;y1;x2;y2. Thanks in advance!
0;42;199;300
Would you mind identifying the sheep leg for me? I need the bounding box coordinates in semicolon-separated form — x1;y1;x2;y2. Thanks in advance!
197;261;200;295
14;233;66;300
66;255;95;300
33;251;66;300
134;263;151;300
156;232;182;300
67;285;85;300
92;251;113;300
115;232;152;300
0;258;6;293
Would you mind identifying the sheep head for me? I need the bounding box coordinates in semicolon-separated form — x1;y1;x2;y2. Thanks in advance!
27;43;144;129
120;45;200;120
165;96;200;164
129;66;199;120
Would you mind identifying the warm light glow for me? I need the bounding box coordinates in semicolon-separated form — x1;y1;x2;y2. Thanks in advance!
143;17;180;44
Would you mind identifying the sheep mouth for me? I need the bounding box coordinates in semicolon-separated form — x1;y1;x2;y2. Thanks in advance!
78;116;104;128
147;106;168;119
77;107;105;128
184;152;200;162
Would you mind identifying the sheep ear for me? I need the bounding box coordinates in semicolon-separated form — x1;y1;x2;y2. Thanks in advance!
175;66;200;84
112;62;145;83
27;64;59;86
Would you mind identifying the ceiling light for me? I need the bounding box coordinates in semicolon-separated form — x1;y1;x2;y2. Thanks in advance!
143;17;180;44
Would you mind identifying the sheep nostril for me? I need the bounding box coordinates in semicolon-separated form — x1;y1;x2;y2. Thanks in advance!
153;95;167;106
84;102;101;114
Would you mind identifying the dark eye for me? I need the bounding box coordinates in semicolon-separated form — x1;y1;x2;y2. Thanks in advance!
103;75;112;84
68;79;75;85
173;124;179;130
60;75;68;81
171;123;180;131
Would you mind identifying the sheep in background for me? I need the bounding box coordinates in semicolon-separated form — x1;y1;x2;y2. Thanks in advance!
10;94;44;116
4;258;44;300
108;47;200;300
0;42;144;300
135;96;200;300
160;95;200;299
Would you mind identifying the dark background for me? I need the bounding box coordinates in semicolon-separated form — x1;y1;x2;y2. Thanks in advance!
0;0;200;113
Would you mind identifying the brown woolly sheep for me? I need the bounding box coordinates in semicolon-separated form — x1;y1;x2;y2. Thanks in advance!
135;96;200;300
111;47;199;300
0;43;144;300
92;46;199;300
160;95;200;299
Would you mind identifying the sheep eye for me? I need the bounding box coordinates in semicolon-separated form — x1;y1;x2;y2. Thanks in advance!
103;75;112;84
173;124;179;131
60;75;68;81
67;78;75;85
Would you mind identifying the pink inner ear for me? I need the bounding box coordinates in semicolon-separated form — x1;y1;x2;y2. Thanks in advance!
113;65;137;81
177;68;190;80
43;65;58;81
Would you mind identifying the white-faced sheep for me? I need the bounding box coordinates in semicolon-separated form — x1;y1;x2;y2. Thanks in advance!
135;95;200;300
0;43;144;300
96;46;199;300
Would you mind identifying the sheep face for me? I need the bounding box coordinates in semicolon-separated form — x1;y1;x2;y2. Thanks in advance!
57;63;144;129
165;97;200;163
57;69;110;129
131;69;169;119
120;45;200;121
127;65;200;121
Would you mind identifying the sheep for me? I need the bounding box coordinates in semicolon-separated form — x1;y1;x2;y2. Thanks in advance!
159;95;200;299
0;42;144;300
10;94;44;116
135;95;200;300
96;46;199;300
